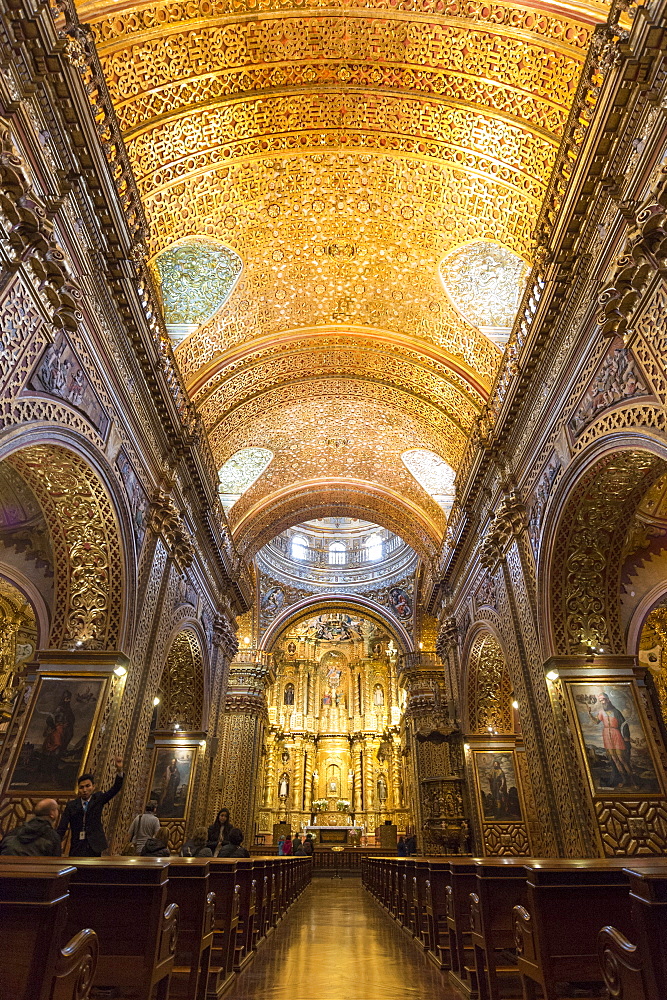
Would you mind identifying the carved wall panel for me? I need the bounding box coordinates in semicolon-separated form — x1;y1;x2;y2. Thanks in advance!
8;445;124;651
158;629;205;730
550;451;666;655
465;631;513;736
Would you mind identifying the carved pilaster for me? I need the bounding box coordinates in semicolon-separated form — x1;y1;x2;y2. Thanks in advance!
217;651;275;838
398;654;464;853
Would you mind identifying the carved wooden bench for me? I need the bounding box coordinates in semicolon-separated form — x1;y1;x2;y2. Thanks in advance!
0;861;98;1000
598;865;667;1000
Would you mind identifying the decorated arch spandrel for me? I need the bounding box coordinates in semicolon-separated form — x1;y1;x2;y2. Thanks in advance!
6;444;125;652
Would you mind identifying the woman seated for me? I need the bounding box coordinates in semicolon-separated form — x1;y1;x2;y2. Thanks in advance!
181;826;213;857
140;827;170;856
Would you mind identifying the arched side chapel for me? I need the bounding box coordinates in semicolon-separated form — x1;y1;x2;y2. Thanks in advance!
2;0;667;937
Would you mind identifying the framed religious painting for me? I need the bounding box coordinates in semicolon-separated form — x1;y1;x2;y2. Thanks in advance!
8;674;108;794
567;681;663;798
472;750;524;823
147;745;196;820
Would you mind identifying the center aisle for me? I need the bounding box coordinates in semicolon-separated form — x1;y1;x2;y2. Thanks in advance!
225;876;460;1000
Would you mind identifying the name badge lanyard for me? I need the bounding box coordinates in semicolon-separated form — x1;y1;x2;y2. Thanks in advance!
80;799;88;840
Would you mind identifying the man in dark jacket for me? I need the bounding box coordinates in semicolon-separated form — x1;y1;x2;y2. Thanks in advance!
0;799;61;856
57;757;124;856
216;828;250;858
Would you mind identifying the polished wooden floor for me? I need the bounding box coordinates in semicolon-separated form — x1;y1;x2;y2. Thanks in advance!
225;877;460;999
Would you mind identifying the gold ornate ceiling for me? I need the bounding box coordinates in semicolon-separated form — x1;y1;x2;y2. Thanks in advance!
80;0;606;554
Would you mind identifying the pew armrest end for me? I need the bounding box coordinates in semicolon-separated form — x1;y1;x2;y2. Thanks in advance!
205;892;216;936
469;892;482;937
54;927;99;1000
513;904;536;965
598;925;644;1000
159;902;180;963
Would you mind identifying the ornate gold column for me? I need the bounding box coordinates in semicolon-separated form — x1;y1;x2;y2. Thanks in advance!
352;738;363;813
263;735;278;809
218;651;275;839
303;738;315;813
292;736;305;818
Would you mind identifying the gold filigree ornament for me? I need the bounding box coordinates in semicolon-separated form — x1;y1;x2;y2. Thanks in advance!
76;0;606;548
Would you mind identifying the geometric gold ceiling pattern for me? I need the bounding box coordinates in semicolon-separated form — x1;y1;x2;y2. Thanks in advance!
81;0;605;557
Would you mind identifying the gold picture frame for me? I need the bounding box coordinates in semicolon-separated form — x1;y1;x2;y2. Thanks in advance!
146;743;197;821
8;673;109;795
472;749;525;824
565;679;663;799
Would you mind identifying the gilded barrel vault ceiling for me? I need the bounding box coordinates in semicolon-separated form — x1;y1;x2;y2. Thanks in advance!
79;0;606;551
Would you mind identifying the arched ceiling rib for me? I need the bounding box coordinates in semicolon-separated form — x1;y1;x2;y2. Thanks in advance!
80;0;606;555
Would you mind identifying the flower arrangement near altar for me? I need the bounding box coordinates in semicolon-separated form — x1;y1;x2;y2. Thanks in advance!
312;799;328;812
336;799;351;812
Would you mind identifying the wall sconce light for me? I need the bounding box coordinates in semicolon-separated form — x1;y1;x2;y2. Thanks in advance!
463;743;470;752
546;669;559;682
174;723;180;731
153;696;161;707
114;665;127;677
512;700;519;710
419;642;423;650
200;740;206;750
244;637;251;645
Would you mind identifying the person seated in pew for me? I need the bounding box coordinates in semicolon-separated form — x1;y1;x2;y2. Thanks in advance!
141;827;171;856
128;800;160;855
397;836;408;857
303;833;314;856
207;807;232;853
181;826;213;857
0;798;61;856
216;828;250;858
57;757;124;857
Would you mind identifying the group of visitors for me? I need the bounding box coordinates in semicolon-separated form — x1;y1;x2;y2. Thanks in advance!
0;762;250;861
0;758;125;858
397;834;417;856
277;832;314;856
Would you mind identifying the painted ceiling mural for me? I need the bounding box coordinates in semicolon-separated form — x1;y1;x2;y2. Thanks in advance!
79;0;606;552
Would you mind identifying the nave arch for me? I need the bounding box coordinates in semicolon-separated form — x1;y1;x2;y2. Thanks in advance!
260;594;415;655
231;479;443;563
540;437;667;659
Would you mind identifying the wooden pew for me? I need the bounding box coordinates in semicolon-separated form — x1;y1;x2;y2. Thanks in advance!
251;857;269;947
0;861;98;1000
470;858;534;1000
598;866;667;1000
264;857;280;936
446;857;479;996
514;859;663;1000
233;858;256;971
205;858;239;997
391;859;407;921
166;858;215;1000
56;857;178;1000
423;858;455;970
412;859;431;949
400;857;417;933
